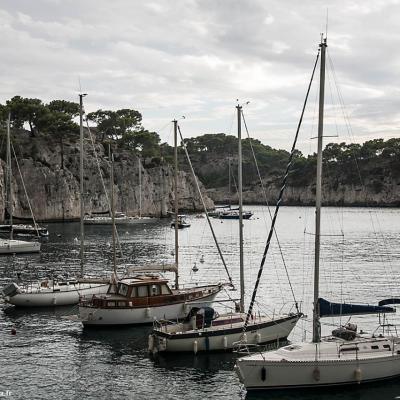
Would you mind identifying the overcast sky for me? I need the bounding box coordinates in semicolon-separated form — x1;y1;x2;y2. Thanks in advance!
0;0;399;154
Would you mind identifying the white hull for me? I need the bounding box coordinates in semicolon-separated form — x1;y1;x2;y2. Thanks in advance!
0;239;40;254
235;338;400;390
84;217;156;225
79;291;219;326
151;314;300;353
5;283;109;307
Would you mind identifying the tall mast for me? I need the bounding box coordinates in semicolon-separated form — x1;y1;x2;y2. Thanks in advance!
228;157;231;209
6;113;13;239
79;93;87;277
138;157;142;218
110;150;117;279
173;119;179;289
313;37;327;343
237;105;245;313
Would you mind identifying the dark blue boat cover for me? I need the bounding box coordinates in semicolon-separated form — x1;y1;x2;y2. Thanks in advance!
318;297;395;317
378;298;400;306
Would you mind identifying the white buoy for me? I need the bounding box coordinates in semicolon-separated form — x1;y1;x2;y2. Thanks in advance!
193;340;198;354
354;367;362;383
223;336;228;349
148;335;154;352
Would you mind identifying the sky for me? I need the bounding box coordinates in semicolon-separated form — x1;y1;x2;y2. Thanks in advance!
0;0;399;154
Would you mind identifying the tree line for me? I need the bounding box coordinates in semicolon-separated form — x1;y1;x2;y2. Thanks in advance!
0;96;162;158
0;96;398;190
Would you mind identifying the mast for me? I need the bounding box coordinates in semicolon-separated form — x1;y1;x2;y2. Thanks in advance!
313;37;327;343
228;157;231;209
237;105;245;313
79;93;86;277
138;157;142;218
173;119;179;289
6;113;13;239
110;151;117;279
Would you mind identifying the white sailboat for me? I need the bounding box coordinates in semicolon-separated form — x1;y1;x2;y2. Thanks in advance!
84;156;156;225
148;105;301;353
78;119;223;326
235;37;400;390
0;114;41;254
1;94;110;306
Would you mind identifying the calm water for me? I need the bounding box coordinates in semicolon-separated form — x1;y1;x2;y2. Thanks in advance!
1;206;400;399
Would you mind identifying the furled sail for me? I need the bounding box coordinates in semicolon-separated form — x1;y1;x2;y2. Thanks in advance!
318;297;395;317
378;298;400;306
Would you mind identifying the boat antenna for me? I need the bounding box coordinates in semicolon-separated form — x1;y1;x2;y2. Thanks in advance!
242;48;321;333
325;9;329;41
79;93;87;277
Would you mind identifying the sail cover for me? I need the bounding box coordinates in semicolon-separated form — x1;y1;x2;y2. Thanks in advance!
378;298;400;306
318;297;395;317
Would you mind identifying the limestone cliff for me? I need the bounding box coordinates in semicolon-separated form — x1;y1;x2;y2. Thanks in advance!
207;176;400;207
2;134;213;222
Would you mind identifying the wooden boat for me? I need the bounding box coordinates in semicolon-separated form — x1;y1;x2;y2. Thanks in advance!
79;273;222;326
78;120;223;326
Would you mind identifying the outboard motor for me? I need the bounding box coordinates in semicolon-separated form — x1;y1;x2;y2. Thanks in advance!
2;282;20;298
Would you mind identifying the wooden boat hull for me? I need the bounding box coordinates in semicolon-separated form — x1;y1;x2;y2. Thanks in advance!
4;283;109;307
0;240;41;254
150;314;300;353
79;288;220;326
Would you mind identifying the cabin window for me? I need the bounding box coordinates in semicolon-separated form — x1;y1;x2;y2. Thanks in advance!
107;301;116;307
160;284;171;295
151;285;161;296
117;301;126;307
371;345;379;350
383;344;391;349
118;283;129;296
137;285;148;297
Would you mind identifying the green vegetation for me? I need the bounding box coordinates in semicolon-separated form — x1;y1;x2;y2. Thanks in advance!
1;97;399;193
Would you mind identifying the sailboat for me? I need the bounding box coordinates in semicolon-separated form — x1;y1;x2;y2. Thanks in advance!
0;114;41;254
84;156;156;225
235;37;400;390
77;119;223;326
218;158;253;220
148;105;301;353
1;94;110;306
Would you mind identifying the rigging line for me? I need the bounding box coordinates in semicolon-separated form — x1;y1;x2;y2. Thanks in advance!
177;124;234;289
241;110;298;307
328;52;396;281
84;118;124;260
11;144;40;237
243;49;321;333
